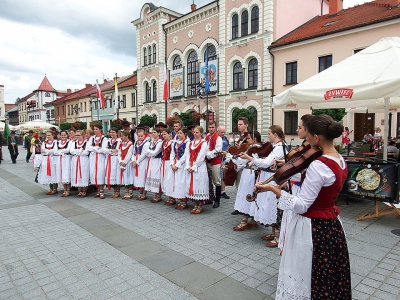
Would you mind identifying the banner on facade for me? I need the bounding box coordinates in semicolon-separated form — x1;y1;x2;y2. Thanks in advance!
342;160;399;203
169;68;184;97
200;59;218;92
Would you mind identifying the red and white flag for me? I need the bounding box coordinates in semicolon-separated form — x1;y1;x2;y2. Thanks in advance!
96;82;106;109
163;60;168;102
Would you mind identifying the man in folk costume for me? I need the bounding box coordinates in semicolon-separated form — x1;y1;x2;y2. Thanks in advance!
160;128;173;204
24;130;33;163
155;122;168;140
187;124;196;141
145;128;163;203
132;127;149;200
104;128;122;198
205;121;223;208
118;131;134;199
171;120;183;140
87;123;108;199
7;131;19;164
122;120;136;144
70;130;90;197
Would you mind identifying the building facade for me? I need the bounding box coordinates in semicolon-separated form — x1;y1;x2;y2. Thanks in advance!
0;85;5;122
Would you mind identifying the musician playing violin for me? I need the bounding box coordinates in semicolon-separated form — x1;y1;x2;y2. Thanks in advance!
255;114;351;300
226;131;261;231
240;125;287;246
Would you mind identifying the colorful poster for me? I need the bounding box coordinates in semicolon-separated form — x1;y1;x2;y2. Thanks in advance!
342;161;399;203
170;68;184;97
200;59;218;92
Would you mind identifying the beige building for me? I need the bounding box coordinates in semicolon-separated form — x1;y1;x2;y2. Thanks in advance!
270;0;400;143
133;0;328;136
0;85;5;122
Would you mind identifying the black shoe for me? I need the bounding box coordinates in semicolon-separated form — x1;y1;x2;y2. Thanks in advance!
231;210;239;215
221;192;230;199
213;202;220;208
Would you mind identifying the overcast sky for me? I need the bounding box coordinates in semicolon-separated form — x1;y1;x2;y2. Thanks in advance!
0;0;372;104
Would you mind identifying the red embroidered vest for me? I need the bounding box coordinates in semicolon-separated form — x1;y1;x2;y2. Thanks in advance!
301;156;347;219
205;133;222;165
162;141;172;161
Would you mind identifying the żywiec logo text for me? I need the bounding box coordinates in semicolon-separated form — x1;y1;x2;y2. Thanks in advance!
324;88;354;100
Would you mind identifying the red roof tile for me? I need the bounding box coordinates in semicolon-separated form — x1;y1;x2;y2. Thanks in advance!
17;92;35;103
36;75;56;92
271;0;400;48
103;74;137;92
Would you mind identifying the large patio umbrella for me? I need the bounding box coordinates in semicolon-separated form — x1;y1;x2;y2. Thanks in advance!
17;120;59;131
0;121;17;131
273;37;400;160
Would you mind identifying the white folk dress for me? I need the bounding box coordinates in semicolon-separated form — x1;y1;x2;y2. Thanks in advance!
132;139;149;189
185;140;209;202
70;140;90;187
87;135;108;186
249;141;286;225
161;140;173;197
104;138;121;189
169;139;189;199
118;141;134;186
37;140;58;185
275;155;348;300
145;139;163;193
54;140;72;184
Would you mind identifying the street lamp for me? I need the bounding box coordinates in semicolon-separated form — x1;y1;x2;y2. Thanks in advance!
193;82;210;130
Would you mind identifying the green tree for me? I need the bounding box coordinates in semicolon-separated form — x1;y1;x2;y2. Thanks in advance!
140;114;156;127
232;108;254;126
59;122;71;131
179;112;196;126
311;108;347;122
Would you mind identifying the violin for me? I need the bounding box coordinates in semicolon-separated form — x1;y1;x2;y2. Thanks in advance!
246;145;322;202
245;142;273;158
224;131;249;186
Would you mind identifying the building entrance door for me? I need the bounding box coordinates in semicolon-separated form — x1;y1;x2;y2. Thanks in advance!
354;113;375;141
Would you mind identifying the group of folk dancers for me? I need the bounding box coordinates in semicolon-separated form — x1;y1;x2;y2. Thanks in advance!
32;114;351;299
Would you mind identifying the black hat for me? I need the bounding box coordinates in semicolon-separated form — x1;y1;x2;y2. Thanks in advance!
29;130;34;133
11;131;16;134
187;124;197;130
155;122;168;128
135;123;147;130
121;120;131;126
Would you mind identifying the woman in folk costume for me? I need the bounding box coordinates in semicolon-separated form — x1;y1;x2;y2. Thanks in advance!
132;128;149;200
70;130;90;197
145;128;163;203
169;128;189;208
256;114;351;300
226;131;261;231
185;126;209;214
118;130;134;200
242;125;287;247
160;128;173;204
87;123;108;199
104;128;121;198
54;130;73;197
31;132;42;172
275;114;314;252
37;131;59;195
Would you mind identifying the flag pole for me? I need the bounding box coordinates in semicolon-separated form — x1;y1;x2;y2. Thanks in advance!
96;79;100;121
115;73;119;128
205;43;209;131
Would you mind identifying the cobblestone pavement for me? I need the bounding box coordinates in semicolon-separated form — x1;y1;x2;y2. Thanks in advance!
0;149;400;300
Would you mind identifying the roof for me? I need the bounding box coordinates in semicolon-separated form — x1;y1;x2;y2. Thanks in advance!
17;92;35;103
52;84;95;104
6;106;18;113
103;73;137;92
36;75;56;92
270;0;400;48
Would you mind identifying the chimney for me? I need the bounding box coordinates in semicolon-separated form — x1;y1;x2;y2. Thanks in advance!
67;89;71;93
191;3;197;11
391;0;400;7
329;0;343;15
85;84;91;88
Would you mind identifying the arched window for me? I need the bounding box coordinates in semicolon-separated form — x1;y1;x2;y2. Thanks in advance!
233;62;243;90
153;44;156;63
232;14;238;39
248;58;258;89
173;55;182;69
144;48;147;66
232;108;238;132
241;11;248;36
251;6;259;34
173;112;179;117
152;81;157;102
187;51;199;96
145;83;151;102
204;44;217;61
248;106;257;131
148;46;152;64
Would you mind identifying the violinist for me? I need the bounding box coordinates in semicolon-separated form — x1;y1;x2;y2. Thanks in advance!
255;114;351;300
240;125;287;246
226;131;261;231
